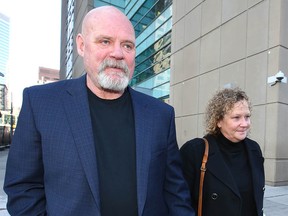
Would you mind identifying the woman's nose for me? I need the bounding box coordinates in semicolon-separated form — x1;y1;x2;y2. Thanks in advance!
240;117;250;126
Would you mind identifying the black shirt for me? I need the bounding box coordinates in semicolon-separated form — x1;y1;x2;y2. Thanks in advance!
88;88;138;216
217;133;257;216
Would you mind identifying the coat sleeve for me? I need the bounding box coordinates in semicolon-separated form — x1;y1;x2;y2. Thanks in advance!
4;88;47;215
164;109;195;216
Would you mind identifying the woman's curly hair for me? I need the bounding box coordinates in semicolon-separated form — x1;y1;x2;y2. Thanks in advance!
204;87;252;135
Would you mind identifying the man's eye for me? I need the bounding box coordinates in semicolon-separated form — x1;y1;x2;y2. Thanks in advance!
123;43;135;51
101;40;110;45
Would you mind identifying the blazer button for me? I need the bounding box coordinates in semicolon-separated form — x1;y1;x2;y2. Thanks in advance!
263;186;265;191
211;193;218;200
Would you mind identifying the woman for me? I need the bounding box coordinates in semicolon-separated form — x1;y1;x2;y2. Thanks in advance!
180;87;265;216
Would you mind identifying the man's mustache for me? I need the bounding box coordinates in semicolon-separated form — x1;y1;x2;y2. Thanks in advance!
99;59;130;75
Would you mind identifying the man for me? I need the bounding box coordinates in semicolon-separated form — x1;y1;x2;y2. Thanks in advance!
4;6;194;216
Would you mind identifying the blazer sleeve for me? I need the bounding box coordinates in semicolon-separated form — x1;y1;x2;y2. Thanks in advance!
4;88;47;215
164;109;195;216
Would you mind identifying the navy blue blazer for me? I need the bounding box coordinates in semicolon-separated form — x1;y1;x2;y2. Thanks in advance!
180;135;265;216
4;75;194;216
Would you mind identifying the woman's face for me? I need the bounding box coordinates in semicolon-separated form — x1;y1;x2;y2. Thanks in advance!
217;100;251;143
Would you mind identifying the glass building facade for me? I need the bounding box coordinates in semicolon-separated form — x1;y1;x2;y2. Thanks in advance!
0;13;10;85
128;0;172;101
0;13;10;110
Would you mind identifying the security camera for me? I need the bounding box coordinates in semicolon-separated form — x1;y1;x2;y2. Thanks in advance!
267;71;287;86
275;71;284;81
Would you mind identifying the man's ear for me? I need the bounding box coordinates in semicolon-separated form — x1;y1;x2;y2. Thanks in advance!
76;34;84;56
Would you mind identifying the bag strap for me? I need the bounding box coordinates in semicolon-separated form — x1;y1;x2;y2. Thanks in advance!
198;138;209;216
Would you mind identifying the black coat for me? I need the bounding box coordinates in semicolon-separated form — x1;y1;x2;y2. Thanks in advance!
180;135;265;216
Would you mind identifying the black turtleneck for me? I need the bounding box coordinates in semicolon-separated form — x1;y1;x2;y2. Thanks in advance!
217;133;257;216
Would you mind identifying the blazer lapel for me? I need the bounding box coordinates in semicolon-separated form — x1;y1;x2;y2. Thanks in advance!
206;137;241;198
129;88;152;216
62;75;101;210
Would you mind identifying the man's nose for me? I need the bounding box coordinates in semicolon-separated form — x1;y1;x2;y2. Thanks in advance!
110;43;124;59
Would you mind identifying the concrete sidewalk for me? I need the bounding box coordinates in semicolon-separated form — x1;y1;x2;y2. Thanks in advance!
264;185;288;216
0;148;287;215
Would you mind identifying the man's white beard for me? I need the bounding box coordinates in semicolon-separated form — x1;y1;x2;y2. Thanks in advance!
98;59;130;92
